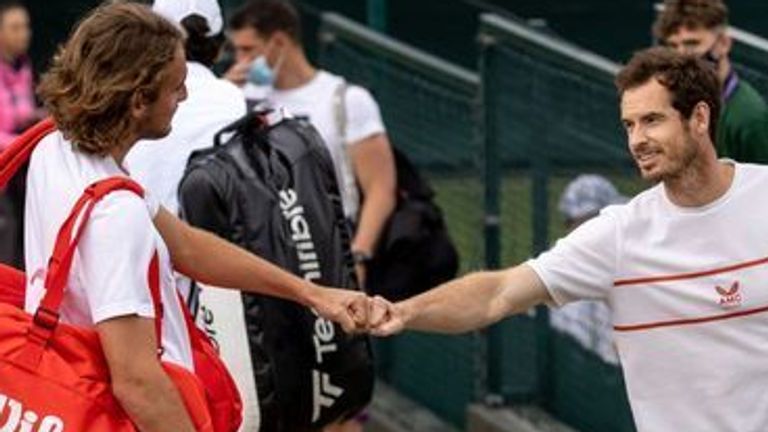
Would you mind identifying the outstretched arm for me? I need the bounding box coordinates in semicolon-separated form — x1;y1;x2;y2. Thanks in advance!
370;264;551;335
153;207;367;332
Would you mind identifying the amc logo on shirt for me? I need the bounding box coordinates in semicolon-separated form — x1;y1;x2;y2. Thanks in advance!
716;281;742;309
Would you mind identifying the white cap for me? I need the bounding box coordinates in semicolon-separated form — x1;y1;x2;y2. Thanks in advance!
153;0;223;36
558;174;627;222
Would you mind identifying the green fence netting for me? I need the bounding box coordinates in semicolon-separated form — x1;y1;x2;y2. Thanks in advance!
479;13;638;432
318;9;651;432
317;13;484;427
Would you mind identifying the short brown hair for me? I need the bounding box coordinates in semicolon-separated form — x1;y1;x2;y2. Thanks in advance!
616;47;721;142
653;0;728;41
229;0;302;42
38;2;183;156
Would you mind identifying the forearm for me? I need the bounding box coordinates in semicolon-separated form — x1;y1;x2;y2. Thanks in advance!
173;225;314;306
114;370;195;432
352;184;396;253
400;265;549;334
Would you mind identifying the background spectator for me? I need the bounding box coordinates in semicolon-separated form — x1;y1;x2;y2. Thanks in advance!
550;174;628;365
655;0;768;163
225;0;397;293
0;1;40;268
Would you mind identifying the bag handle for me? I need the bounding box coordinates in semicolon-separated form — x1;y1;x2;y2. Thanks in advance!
0;117;56;188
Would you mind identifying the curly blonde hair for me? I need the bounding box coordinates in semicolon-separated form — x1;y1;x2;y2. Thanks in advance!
38;2;183;156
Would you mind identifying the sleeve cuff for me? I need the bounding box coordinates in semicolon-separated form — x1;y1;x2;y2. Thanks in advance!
346;122;386;146
92;301;155;324
525;259;568;307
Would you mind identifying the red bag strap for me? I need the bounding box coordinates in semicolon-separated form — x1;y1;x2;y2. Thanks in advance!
148;253;164;352
32;178;165;352
177;291;204;351
0;118;56;188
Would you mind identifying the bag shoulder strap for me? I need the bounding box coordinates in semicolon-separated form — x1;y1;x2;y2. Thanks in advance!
26;176;163;364
38;177;146;320
333;80;349;143
0;117;56;188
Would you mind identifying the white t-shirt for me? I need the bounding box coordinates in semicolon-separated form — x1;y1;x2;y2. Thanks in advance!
24;132;193;370
126;62;247;215
244;70;386;219
529;162;768;432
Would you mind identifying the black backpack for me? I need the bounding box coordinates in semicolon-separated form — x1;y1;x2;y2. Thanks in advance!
366;147;460;301
178;110;373;431
332;81;459;301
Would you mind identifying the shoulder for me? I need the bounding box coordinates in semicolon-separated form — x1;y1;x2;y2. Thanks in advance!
82;188;156;251
212;77;247;101
317;70;378;106
601;184;662;225
343;82;379;111
726;80;768;120
193;76;246;112
29;130;66;163
733;162;768;186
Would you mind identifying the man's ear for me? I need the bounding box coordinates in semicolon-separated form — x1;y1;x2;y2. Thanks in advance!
130;89;148;122
271;31;293;51
691;101;711;137
720;33;733;57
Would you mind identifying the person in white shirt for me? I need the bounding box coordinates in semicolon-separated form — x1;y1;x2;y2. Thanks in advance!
224;0;396;290
29;4;369;431
127;0;246;216
368;47;768;432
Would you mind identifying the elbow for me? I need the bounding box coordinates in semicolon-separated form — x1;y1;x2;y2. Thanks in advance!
169;228;200;276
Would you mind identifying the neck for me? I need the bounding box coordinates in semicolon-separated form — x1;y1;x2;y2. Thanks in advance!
664;153;734;207
273;49;316;90
108;133;138;171
718;58;732;85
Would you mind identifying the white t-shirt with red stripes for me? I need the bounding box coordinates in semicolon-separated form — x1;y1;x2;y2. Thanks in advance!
529;161;768;432
24;131;193;370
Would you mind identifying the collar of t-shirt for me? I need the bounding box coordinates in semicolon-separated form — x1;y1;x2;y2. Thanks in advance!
661;159;739;215
722;70;739;102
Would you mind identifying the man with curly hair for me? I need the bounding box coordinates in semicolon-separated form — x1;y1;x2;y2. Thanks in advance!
27;3;369;430
654;0;768;163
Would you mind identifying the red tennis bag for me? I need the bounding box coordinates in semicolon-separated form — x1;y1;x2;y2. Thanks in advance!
0;119;242;431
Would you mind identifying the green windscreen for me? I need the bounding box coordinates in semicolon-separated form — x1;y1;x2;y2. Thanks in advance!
318;13;483;427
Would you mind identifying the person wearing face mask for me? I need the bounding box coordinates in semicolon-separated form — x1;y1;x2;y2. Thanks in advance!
224;0;396;296
654;0;768;164
223;3;394;431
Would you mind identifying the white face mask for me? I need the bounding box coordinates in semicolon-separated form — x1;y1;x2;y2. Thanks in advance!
248;55;274;86
247;41;284;87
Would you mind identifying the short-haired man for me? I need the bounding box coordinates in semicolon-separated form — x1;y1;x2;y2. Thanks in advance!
369;48;768;432
654;0;768;163
224;0;396;292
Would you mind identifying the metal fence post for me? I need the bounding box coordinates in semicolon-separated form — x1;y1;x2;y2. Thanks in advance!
478;29;504;404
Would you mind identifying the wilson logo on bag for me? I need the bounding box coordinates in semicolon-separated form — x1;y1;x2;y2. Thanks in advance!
0;393;64;432
0;119;241;432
